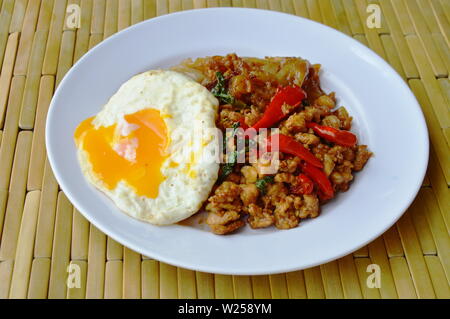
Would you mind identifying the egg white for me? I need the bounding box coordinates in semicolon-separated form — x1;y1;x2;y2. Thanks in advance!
77;70;220;225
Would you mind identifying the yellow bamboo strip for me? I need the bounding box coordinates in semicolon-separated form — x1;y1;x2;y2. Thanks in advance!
13;0;40;76
285;270;307;299
378;0;419;78
66;260;87;299
367;237;398;298
427;146;450;232
104;260;123;298
193;0;206;8
0;32;19;128
104;0;118;39
142;260;160;298
131;0;144;23
444;127;450;148
0;76;24;194
383;226;404;257
251;275;271;299
169;0;182;11
269;273;289;298
0;260;14;298
396;212;436;298
0;131;32;260
208;0;220;7
431;0;450;48
85;224;106;298
380;34;405;79
304;266;326;299
48;192;73;299
416;0;441;33
243;0;256;8
123;247;141;298
390;0;415;35
329;0;351;35
8;0;27;33
404;0;447;78
439;0;450;21
306;0;323;22
292;0;309;18
424;256;450;299
437;78;450;106
268;0;281;12
280;0;295;13
354;0;387;60
421;188;450;283
255;0;269;10
195;271;215;299
231;0;243;8
232;275;253;299
27;75;54;190
9;191;40;298
19;30;48;130
27;258;51;298
106;237;123;260
338;255;363;299
36;0;54;32
409;194;437;255
353;30;368;46
214;274;234;298
320;261;344;299
160;262;178;298
319;0;338;29
182;0;194;10
156;0;168;15
88;33;104;51
354;257;381;299
42;0;67;75
0;0;14;70
341;0;364;34
353;245;369;257
408;78;450;185
178;268;197;298
432;33;450;78
73;0;93;63
63;0;80;31
144;0;156;19
33;158;58;257
91;0;106;33
118;0;131;30
389;256;417;299
71;208;90;260
55;31;76;87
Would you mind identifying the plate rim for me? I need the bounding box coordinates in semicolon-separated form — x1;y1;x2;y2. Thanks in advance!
46;7;429;275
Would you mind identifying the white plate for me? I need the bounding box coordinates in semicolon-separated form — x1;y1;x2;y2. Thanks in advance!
46;8;429;275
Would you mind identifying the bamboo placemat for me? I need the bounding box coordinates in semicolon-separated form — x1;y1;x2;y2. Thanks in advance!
0;0;448;299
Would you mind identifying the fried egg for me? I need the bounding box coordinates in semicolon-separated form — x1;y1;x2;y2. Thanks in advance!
74;70;219;225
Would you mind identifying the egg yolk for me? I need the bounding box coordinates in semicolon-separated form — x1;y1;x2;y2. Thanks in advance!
74;109;169;198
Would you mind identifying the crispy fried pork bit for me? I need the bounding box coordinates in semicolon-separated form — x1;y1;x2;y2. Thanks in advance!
354;145;372;171
297;194;320;219
273;195;299;229
205;182;244;235
247;204;275;229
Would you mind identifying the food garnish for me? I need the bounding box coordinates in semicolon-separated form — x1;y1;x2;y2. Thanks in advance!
307;122;357;147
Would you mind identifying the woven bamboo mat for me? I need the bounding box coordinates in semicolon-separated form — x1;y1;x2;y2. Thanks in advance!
0;0;448;299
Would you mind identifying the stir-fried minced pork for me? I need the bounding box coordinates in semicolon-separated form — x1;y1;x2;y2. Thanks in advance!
173;54;372;234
